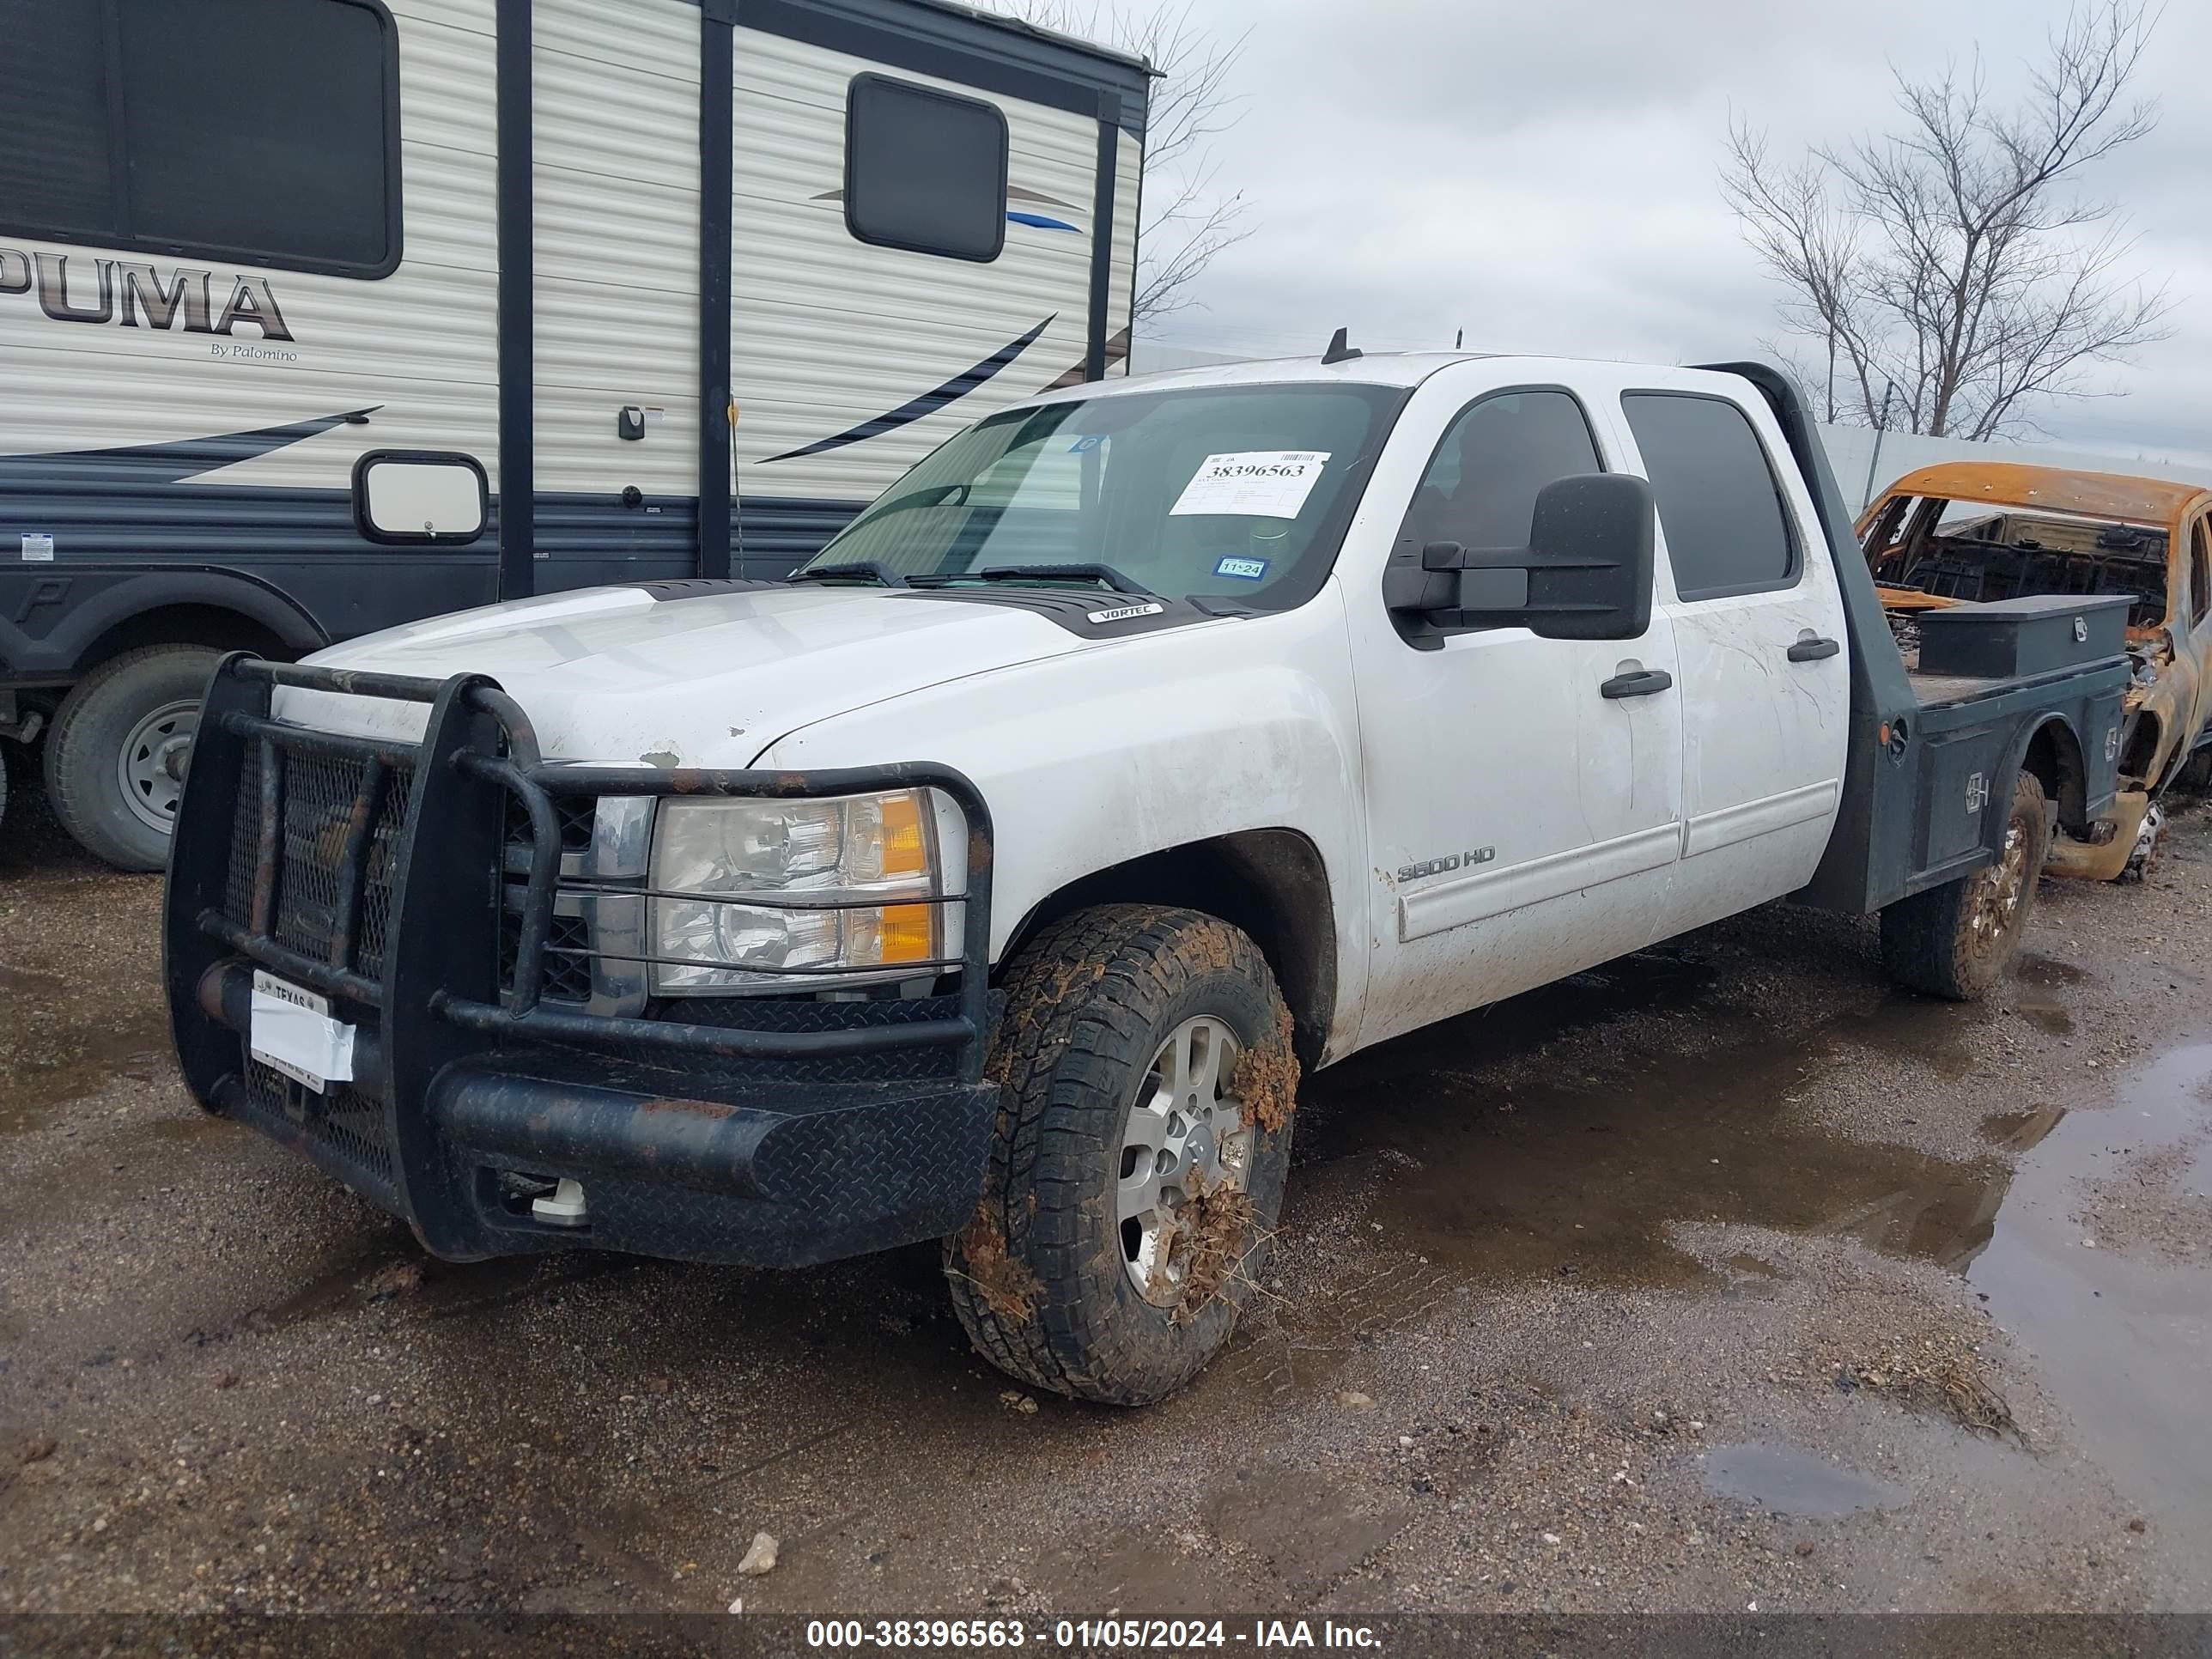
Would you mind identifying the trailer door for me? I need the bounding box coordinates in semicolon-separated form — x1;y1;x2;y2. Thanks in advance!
527;0;707;596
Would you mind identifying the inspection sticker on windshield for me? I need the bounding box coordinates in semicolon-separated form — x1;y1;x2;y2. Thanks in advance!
248;969;356;1094
1214;556;1269;580
1170;451;1331;520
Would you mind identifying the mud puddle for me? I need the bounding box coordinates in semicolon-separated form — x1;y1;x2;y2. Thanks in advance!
1291;951;2004;1287
0;1000;173;1134
1965;1041;2212;1527
246;1232;639;1335
1703;1442;1906;1516
1285;942;2212;1530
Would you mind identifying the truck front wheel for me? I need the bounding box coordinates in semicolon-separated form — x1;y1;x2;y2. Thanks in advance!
46;645;221;872
945;905;1299;1406
1880;769;2049;1000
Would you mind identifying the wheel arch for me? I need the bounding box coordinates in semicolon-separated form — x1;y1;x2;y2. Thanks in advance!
24;570;327;681
2016;713;2090;834
2118;707;2165;787
999;828;1339;1068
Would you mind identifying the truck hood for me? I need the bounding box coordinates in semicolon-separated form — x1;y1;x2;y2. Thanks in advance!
276;583;1097;761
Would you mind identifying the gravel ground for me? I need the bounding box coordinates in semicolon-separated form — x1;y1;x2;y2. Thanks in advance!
2;787;2209;1624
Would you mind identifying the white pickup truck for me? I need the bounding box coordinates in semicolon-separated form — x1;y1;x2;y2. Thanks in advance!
167;350;2129;1404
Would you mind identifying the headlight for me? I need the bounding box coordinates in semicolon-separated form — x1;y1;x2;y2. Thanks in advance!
647;789;942;993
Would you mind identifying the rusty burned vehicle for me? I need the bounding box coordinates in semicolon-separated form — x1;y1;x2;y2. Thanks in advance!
1861;464;2212;879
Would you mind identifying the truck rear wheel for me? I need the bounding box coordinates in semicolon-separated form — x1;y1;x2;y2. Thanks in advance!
945;905;1299;1406
46;645;221;872
1880;769;2048;1000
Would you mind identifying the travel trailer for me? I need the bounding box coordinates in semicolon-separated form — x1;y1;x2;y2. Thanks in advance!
0;0;1146;867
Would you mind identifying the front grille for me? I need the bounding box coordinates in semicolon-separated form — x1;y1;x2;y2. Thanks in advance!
498;792;599;1006
219;737;418;1188
241;1057;396;1188
222;741;413;981
542;913;594;1001
506;789;595;857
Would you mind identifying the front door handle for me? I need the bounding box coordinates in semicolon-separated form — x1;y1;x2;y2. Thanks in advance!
1600;668;1674;700
1787;636;1841;662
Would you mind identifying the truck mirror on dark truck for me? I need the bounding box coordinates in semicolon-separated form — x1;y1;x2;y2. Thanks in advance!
161;349;2128;1406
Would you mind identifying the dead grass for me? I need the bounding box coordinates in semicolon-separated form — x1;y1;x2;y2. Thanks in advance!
1152;1170;1259;1327
1233;1007;1301;1134
955;1207;1042;1327
1838;1346;2018;1438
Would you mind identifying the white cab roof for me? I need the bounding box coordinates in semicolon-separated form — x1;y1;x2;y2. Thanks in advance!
1034;353;1761;400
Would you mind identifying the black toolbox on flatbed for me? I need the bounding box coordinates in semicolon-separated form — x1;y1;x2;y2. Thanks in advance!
1915;593;2134;680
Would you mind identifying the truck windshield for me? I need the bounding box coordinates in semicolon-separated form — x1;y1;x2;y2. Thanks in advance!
797;383;1407;607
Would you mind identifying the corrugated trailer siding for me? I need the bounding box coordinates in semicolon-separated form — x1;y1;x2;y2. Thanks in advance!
0;9;500;493
1110;128;1139;373
531;0;702;537
730;27;1099;547
0;5;503;635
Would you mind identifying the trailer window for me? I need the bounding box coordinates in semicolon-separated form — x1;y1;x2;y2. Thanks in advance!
1621;392;1800;601
844;75;1008;263
0;0;400;278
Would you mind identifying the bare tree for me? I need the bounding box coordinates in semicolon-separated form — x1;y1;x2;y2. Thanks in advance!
987;1;1251;325
1723;0;2172;441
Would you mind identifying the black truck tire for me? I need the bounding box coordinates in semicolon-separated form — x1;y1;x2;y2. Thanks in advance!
1880;769;2049;1001
945;904;1299;1406
46;645;221;872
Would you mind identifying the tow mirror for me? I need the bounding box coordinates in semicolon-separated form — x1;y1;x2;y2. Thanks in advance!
1383;472;1655;641
354;451;489;544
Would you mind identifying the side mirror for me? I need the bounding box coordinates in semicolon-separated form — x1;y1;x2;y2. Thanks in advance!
354;451;489;544
1384;472;1655;641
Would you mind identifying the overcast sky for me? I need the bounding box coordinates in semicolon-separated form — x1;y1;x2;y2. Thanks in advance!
1066;0;2212;468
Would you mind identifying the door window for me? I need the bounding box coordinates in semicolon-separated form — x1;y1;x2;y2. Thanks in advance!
1621;392;1798;600
1389;389;1603;635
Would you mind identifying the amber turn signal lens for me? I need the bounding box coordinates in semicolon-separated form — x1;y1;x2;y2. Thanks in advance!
873;902;935;964
878;792;929;879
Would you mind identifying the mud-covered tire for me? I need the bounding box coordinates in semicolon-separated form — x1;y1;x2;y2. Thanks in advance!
46;645;219;872
945;904;1298;1407
1880;769;2049;1000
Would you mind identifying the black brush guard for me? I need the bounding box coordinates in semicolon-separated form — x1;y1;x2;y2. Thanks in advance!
164;654;1002;1268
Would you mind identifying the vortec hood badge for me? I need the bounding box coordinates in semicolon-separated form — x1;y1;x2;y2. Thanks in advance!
1086;602;1166;624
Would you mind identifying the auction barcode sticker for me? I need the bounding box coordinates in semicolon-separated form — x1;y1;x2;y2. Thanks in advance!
1168;451;1330;520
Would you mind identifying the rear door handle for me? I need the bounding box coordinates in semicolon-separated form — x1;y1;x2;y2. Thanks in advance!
1600;669;1674;700
1787;636;1841;662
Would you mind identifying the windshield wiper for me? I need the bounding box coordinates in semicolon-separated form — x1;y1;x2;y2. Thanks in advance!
969;562;1154;596
786;561;910;588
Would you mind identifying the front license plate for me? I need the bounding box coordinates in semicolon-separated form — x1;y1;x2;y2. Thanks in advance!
248;969;357;1095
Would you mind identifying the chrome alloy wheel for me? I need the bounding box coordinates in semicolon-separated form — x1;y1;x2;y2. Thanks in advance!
1117;1015;1252;1304
1970;817;2031;945
117;698;199;836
